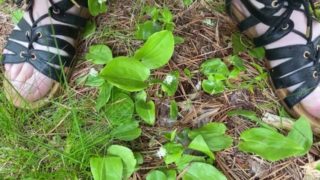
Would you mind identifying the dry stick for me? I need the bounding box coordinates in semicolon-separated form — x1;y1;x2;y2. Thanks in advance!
261;112;320;135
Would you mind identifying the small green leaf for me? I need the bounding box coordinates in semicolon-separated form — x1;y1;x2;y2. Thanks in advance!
163;142;184;164
232;33;246;54
169;100;179;121
107;145;137;179
82;20;96;39
90;156;123;180
160;8;173;24
111;120;142;141
12;9;24;24
161;71;179;96
136;100;156;125
88;0;107;16
174;36;185;45
146;170;167;180
249;47;265;59
200;58;229;77
183;0;194;6
183;162;227;180
100;57;150;91
188;135;215;159
202;78;225;95
86;45;113;65
135;30;175;69
96;82;113;111
105;93;134;125
239;128;305;161
135;21;162;40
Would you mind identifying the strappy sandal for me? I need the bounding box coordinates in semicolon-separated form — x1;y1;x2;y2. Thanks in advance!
226;0;320;127
2;0;88;108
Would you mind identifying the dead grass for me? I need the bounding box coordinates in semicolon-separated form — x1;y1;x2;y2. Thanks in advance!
1;0;320;179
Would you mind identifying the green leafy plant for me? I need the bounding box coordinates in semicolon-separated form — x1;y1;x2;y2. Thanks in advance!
237;116;313;161
90;145;137;180
146;122;232;179
200;56;246;95
135;6;175;40
88;0;107;16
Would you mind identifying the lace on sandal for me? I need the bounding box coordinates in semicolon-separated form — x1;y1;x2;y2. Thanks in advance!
2;0;88;82
226;0;320;108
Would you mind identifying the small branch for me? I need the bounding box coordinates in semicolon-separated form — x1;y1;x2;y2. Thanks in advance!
262;113;320;135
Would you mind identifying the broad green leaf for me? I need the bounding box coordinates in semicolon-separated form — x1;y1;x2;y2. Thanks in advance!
96;82;113;111
107;145;137;179
183;162;227;180
188;135;215;159
136;100;156;125
86;45;113;65
88;0;107;16
188;123;233;151
83;20;96;39
169;100;179;121
239;128;305;161
111;120;141;141
287;116;313;155
175;154;206;171
90;156;123;180
100;57;150;91
163;142;184;164
146;170;167;180
135;21;162;40
135;30;175;69
161;70;179;96
105;93;134;125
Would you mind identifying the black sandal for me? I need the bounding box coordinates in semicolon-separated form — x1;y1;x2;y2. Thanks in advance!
226;0;320;126
2;0;88;108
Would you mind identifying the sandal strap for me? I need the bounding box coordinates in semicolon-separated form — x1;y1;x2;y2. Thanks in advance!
1;0;88;82
226;0;320;108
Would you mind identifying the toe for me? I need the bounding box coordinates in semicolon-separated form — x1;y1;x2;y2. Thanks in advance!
4;63;54;107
